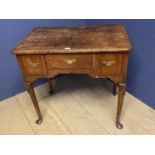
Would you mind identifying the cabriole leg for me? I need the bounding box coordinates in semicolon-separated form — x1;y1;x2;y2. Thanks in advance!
25;82;43;124
116;83;126;129
113;83;118;96
47;78;54;94
106;78;118;96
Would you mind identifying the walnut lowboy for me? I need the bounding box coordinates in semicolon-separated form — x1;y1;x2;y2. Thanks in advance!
12;25;132;129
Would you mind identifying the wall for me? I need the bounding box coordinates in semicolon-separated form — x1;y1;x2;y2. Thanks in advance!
86;19;155;108
0;19;86;100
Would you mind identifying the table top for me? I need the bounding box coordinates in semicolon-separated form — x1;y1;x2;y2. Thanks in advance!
12;24;132;54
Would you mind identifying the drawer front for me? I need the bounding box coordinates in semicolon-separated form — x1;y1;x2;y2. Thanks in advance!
45;54;94;70
21;55;47;76
99;54;122;75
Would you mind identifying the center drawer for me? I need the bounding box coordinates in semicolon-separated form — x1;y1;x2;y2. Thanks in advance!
45;54;94;70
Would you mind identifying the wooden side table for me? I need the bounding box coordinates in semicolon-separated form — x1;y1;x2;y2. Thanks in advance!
12;25;132;129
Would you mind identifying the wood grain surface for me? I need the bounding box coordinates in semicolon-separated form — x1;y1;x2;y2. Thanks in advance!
12;25;132;54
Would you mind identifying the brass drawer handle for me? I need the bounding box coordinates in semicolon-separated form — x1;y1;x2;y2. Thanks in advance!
64;59;76;65
102;60;115;67
31;62;40;68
